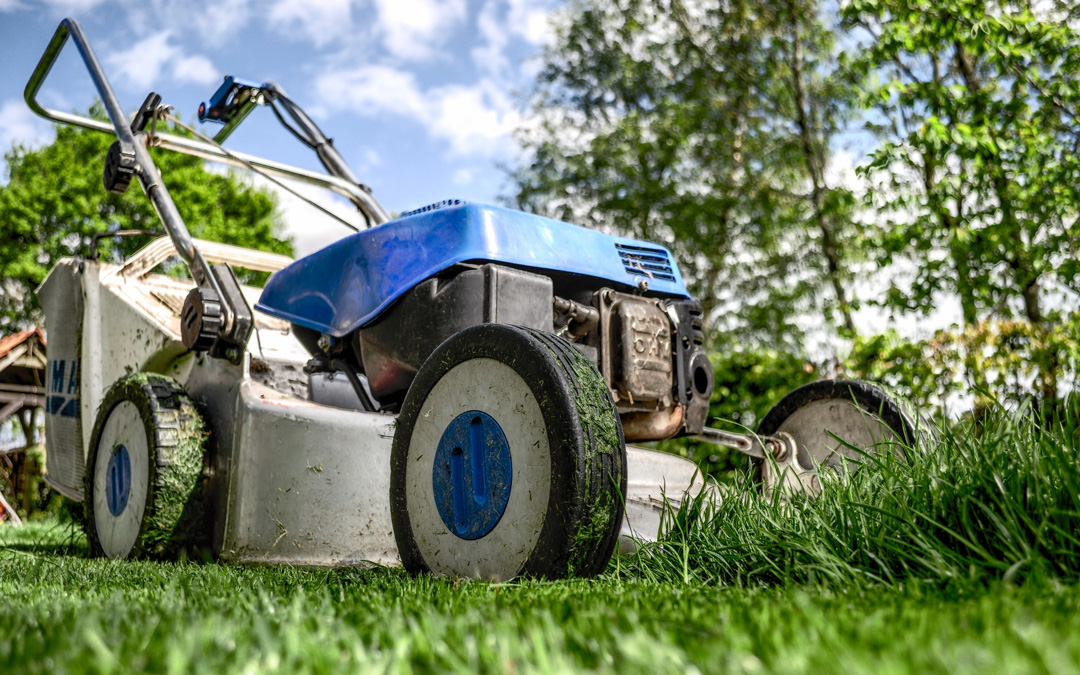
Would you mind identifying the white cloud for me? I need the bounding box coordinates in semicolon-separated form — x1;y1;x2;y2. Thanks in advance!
426;83;521;156
315;66;522;158
0;99;55;158
106;32;173;90
315;65;428;118
0;0;24;12
373;0;466;61
472;0;557;80
452;168;474;185
472;1;510;78
173;54;218;87
268;0;353;48
39;0;109;11
113;0;254;47
105;31;219;90
191;0;254;43
506;0;557;46
358;148;382;168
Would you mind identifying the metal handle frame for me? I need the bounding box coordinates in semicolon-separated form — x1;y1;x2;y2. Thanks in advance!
25;18;224;302
24;18;389;228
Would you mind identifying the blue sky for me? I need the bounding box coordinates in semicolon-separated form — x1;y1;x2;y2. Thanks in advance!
0;0;560;255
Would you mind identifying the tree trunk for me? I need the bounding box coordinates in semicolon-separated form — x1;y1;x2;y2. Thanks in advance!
783;0;856;335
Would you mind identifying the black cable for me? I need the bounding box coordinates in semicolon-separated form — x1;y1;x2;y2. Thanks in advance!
164;113;362;233
268;98;318;149
329;358;379;412
267;91;375;230
273;91;321;138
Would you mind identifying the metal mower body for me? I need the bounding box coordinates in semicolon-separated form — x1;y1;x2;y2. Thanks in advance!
37;237;706;566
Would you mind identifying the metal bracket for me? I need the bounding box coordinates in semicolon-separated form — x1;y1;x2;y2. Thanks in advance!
102;138;136;194
303;355;379;412
208;264;253;363
198;76;266;143
87;229;162;259
759;432;822;499
692;427;821;497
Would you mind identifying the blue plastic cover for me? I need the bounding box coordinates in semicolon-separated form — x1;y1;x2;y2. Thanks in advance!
256;202;689;337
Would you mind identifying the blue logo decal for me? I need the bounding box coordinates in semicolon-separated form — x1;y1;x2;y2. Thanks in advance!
106;444;132;517
46;359;80;418
432;411;512;540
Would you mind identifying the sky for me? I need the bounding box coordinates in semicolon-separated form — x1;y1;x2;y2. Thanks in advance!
0;0;970;349
0;0;560;255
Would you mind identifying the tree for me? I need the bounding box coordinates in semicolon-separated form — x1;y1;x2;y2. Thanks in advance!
0;110;293;329
843;0;1080;412
511;0;860;351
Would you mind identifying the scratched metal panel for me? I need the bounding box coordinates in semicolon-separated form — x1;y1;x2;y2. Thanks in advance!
618;445;717;554
36;260;85;499
221;380;400;567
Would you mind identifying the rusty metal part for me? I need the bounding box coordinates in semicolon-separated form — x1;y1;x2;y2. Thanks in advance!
759;431;822;499
553;295;599;339
615;299;672;403
620;405;684;441
597;290;674;413
695;426;823;496
692;427;766;459
691;426;813;466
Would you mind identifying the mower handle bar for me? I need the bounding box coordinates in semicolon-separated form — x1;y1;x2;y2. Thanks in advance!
24;18;389;228
25;17;223;301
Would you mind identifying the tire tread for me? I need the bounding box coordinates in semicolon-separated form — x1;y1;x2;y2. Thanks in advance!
85;374;208;559
524;328;626;577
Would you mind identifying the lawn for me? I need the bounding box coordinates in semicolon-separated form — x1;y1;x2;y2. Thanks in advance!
3;406;1079;673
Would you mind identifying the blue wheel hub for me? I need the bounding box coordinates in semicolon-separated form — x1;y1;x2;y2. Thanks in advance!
106;444;131;517
432;411;512;540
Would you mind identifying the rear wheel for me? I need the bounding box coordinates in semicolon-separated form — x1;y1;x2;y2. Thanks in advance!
85;374;208;559
757;379;927;489
390;324;626;580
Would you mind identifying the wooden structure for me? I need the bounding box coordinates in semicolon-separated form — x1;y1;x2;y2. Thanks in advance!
0;328;46;524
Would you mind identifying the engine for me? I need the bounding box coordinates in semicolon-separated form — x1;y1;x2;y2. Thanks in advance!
304;262;712;442
259;202;714;441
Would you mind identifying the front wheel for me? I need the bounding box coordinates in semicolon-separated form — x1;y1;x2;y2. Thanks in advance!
85;374;208;559
390;324;626;580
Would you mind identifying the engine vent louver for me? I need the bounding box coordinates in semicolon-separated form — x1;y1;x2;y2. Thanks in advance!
401;199;466;218
615;243;676;283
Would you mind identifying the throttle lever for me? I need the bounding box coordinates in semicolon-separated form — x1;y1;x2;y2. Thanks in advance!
131;92;162;133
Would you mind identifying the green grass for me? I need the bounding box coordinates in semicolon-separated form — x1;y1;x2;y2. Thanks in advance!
627;402;1080;588
4;520;1080;674
3;404;1080;673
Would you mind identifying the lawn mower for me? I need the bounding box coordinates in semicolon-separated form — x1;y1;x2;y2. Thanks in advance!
26;18;923;579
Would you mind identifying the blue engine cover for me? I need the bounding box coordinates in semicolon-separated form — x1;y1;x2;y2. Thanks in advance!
256;202;689;337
